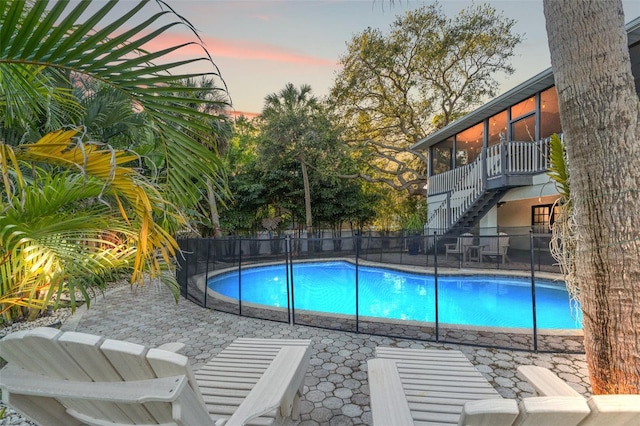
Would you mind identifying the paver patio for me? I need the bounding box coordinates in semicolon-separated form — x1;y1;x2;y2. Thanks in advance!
4;279;590;425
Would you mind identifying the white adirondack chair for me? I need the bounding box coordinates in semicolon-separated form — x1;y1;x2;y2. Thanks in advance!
0;327;311;426
480;232;510;264
445;233;474;262
369;347;518;426
368;348;640;426
518;365;640;426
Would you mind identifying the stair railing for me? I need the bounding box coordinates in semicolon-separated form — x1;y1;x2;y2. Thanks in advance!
448;151;486;228
427;151;486;233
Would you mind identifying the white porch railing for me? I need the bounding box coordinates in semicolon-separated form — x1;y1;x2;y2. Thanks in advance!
506;139;550;173
486;144;502;178
426;138;552;233
428;139;551;197
425;198;448;232
427;162;471;195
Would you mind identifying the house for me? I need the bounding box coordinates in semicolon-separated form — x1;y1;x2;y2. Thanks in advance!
413;16;640;252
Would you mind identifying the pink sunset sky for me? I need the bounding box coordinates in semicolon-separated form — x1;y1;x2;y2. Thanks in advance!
107;1;640;118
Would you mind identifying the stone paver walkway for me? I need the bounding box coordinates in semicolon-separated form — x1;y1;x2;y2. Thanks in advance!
61;280;590;426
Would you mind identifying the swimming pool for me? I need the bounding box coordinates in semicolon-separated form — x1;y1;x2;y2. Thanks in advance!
207;260;582;330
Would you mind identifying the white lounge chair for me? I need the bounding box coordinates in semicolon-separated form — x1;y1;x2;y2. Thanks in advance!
445;233;474;262
368;347;595;426
0;327;311;426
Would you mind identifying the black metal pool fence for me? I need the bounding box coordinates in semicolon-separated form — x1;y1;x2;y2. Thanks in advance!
176;230;583;354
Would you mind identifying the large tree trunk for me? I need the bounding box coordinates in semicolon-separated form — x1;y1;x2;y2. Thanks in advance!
543;0;640;394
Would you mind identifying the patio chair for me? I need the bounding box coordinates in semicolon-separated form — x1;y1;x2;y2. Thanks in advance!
445;233;474;262
518;365;640;425
368;347;593;425
480;232;510;264
0;327;311;426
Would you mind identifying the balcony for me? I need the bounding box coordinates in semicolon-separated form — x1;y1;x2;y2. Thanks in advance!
426;137;553;234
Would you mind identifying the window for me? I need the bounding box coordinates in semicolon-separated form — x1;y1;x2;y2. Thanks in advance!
431;138;453;175
511;96;535;119
532;204;559;233
510;96;536;142
512;114;537;142
455;122;484;166
540;87;561;139
488;110;507;146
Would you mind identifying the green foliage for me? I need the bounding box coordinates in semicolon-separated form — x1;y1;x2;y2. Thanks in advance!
311;175;378;232
220;166;267;234
401;199;429;231
0;0;229;317
1;130;182;319
258;83;344;233
221;97;378;235
329;2;522;197
547;133;570;204
404;214;423;232
75;81;155;150
0;0;229;224
227;116;259;170
258;83;326;169
0;65;82;141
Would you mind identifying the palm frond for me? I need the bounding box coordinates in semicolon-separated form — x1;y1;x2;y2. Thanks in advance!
1;130;183;313
1;0;230;216
548;133;570;202
0;64;82;137
0;169;131;313
13;130;181;282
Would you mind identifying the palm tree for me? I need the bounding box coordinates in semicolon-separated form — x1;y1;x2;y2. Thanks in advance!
0;0;230;318
0;65;82;145
1;131;173;318
260;83;322;237
73;80;156;151
175;77;234;236
543;0;640;393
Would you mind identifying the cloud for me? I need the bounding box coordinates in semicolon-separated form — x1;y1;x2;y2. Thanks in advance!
141;33;335;67
229;110;260;120
214;38;335;66
250;13;272;22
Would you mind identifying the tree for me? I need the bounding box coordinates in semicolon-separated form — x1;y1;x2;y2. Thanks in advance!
1;130;178;318
220;118;267;236
1;1;228;213
0;64;82;146
259;83;334;236
312;175;379;238
330;2;522;196
543;0;640;393
172;76;233;237
73;80;155;150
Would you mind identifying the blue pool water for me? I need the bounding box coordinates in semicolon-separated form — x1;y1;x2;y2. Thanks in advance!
207;261;582;329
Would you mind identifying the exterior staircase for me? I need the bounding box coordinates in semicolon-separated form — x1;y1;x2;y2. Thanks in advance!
454;188;508;230
425;138;552;242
